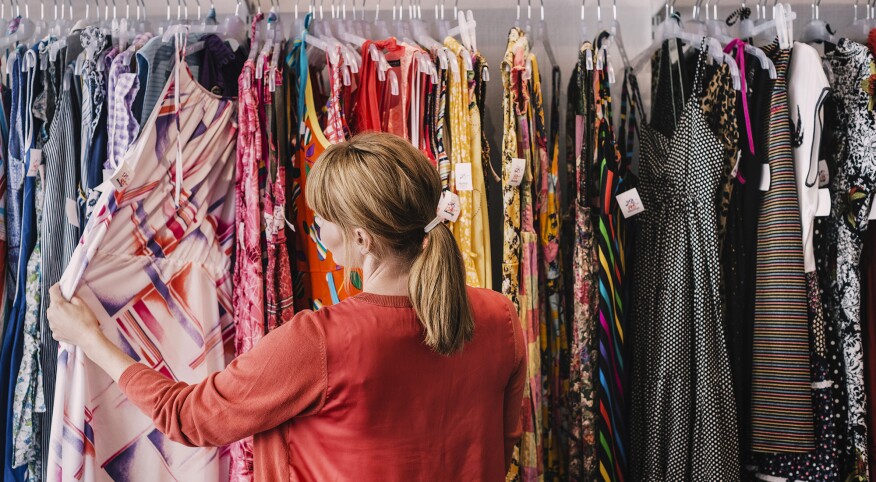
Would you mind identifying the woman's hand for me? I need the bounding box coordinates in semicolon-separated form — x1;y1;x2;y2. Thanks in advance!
47;284;103;350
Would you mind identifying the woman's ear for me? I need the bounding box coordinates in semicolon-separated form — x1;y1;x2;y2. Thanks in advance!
353;228;373;256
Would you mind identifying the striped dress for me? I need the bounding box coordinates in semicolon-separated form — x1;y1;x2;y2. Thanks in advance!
750;42;815;453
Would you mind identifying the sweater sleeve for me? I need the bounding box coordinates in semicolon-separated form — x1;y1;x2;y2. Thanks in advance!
503;297;526;471
118;311;327;447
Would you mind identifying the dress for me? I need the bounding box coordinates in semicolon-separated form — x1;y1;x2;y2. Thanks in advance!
825;38;876;480
47;59;237;482
291;55;359;313
593;34;628;482
750;43;815;453
629;47;740;481
566;43;599;481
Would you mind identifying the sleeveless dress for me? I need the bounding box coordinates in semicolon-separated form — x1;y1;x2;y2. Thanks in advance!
629;46;740;481
48;58;237;482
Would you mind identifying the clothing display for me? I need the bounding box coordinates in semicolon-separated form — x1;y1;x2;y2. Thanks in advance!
0;4;875;482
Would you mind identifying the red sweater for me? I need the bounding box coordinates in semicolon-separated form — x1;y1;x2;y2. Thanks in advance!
119;287;526;481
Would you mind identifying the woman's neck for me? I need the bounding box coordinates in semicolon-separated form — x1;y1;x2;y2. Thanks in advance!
360;255;410;297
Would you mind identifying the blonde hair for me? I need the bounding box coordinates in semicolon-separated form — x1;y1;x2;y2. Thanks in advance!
306;132;474;355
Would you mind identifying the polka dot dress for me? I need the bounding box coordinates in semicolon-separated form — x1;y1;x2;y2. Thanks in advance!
629;47;741;481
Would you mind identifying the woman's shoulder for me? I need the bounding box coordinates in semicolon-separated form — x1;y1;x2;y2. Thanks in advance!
465;287;517;327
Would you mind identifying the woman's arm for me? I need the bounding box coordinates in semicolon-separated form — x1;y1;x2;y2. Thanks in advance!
48;284;327;447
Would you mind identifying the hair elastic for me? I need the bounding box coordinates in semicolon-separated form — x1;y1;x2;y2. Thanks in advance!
424;216;443;233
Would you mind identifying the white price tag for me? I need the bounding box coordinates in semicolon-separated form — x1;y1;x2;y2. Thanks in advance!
816;188;831;217
26;149;41;177
818;159;830;187
65;198;80;228
436;191;462;223
730;151;741;179
455;163;473;191
508;158;526;187
110;162;133;190
616;188;646;218
759;164;771;192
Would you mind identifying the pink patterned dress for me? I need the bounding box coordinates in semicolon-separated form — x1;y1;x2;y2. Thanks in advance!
48;59;237;482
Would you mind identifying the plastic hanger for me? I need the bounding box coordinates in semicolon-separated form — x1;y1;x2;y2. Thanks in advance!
843;0;875;43
687;0;707;36
597;0;631;71
0;11;35;51
711;4;777;79
631;9;741;91
801;0;835;45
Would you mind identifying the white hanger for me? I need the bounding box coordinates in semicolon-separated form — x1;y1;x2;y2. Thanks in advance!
709;3;777;79
801;0;835;45
842;0;874;43
631;10;741;91
749;1;795;48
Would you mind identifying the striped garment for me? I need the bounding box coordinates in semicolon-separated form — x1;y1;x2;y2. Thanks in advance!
48;60;237;482
38;62;83;482
593;44;627;482
750;43;815;453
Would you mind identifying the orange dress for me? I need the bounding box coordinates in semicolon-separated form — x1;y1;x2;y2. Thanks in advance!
291;63;361;312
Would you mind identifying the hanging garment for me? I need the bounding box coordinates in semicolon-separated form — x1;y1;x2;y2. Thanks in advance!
47;58;237;482
106;34;153;171
518;50;545;482
265;54;295;332
865;230;876;479
291;54;359;313
751;40;842;482
229;57;266;482
722;48;773;462
444;38;480;288
750;41;816;454
629;45;740;481
698;61;739;245
445;37;491;290
592;36;628;482
11;166;45;482
825;38;876;480
540;64;566;482
2;46;38;482
650;39;689;140
526;53;556;481
566;43;599;482
10;37;61;481
500;27;535;482
38;63;84;482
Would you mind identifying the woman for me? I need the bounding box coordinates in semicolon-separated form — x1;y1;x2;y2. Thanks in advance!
48;132;526;481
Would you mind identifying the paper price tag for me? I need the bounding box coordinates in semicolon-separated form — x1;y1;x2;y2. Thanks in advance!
818;160;830;187
436;191;462;223
616;188;646;218
508;158;526;187
816;188;831;217
455;163;473;191
65;198;80;228
730;151;741;179
759;164;771;192
110;162;133;190
26;149;42;177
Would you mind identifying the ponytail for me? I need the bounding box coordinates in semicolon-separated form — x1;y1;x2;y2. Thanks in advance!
307;132;475;355
408;222;474;356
